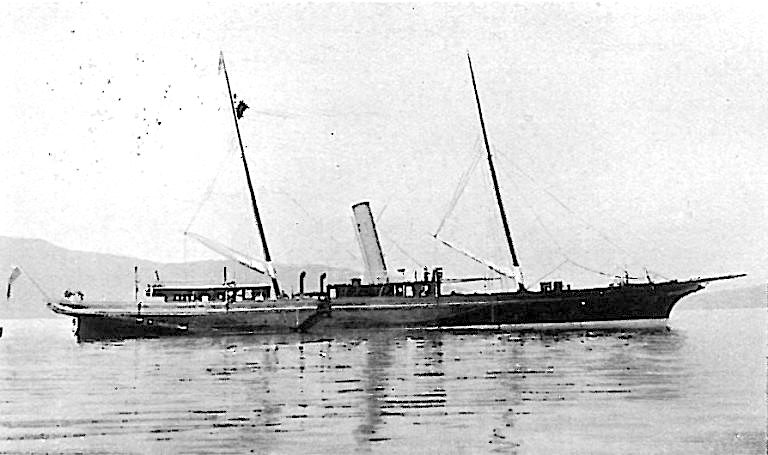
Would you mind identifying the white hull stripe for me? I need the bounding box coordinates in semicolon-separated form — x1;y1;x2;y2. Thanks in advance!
51;300;535;316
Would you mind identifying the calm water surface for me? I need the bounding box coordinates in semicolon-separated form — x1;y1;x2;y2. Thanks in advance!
0;308;765;454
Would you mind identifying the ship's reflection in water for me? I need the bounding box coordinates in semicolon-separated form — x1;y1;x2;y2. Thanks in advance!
0;309;764;453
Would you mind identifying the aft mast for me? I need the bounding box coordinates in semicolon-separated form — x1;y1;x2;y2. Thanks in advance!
219;52;281;298
467;53;524;290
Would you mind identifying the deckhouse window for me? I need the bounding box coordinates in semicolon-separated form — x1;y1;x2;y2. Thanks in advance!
405;285;414;297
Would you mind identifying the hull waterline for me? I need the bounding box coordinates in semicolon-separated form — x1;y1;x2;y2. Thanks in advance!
49;278;708;341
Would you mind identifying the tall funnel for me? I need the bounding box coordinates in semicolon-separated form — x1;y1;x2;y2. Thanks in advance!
352;202;388;284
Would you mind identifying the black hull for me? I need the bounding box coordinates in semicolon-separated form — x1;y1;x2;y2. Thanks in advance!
51;279;708;341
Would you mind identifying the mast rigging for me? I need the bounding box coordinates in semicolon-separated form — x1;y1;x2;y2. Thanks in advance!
219;52;281;298
467;53;523;289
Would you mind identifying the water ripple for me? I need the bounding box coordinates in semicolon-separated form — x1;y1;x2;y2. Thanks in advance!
0;309;764;453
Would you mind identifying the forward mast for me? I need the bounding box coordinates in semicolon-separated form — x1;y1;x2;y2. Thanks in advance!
467;53;524;290
219;53;281;298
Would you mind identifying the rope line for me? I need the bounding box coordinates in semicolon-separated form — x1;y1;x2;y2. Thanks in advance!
492;147;636;258
184;145;233;234
531;259;569;284
21;267;54;301
491;145;674;279
492;148;628;254
492;145;630;280
434;137;483;237
646;268;671;281
497;155;620;281
381;232;424;270
495;155;567;256
564;258;617;279
268;187;360;262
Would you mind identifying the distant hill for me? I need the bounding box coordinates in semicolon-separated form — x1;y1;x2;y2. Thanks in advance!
2;236;763;319
675;283;766;311
0;236;359;319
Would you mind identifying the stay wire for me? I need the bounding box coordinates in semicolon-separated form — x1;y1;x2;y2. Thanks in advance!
531;259;569;285
17;266;54;301
564;259;619;279
492;147;634;259
184;139;235;234
434;136;483;237
493;149;567;257
492;145;674;278
492;145;623;280
267;187;360;262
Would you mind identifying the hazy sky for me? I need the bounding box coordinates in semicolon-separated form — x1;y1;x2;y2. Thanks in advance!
2;1;766;287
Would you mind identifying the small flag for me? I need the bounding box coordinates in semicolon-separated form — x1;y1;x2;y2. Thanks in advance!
218;51;225;74
6;266;21;299
236;100;249;119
